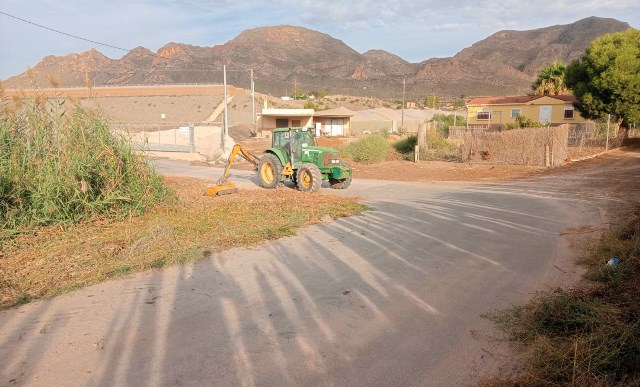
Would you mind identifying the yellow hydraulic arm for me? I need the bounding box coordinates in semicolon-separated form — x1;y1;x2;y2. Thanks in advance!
206;144;261;196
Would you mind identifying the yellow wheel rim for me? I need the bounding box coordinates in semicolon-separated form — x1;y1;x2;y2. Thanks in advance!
301;171;311;188
261;164;274;184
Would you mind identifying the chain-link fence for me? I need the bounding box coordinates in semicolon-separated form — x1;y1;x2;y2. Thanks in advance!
566;119;625;160
110;121;197;153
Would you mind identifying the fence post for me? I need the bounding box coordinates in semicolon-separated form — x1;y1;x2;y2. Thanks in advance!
545;144;550;167
189;125;195;153
418;123;427;149
414;145;419;163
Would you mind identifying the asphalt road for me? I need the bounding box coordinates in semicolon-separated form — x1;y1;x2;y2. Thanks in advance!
0;159;606;386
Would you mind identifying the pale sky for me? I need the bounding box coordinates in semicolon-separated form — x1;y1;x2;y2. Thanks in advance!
1;0;639;79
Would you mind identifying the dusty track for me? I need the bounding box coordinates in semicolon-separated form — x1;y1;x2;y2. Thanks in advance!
1;147;638;386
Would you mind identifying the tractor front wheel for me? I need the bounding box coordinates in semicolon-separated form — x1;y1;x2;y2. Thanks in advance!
296;163;322;192
258;154;283;189
329;161;352;189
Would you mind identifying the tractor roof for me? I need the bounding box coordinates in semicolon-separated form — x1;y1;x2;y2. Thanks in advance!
273;127;312;133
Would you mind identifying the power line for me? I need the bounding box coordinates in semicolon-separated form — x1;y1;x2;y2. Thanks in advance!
0;10;257;77
0;10;131;53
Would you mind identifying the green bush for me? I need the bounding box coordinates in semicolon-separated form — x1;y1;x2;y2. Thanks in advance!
342;135;390;164
0;96;171;239
513;114;544;128
394;133;461;161
393;135;417;153
431;113;466;137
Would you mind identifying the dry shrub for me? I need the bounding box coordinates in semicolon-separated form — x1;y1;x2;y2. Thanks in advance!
484;211;640;386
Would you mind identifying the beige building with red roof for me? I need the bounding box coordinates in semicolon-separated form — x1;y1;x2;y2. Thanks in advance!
465;95;588;128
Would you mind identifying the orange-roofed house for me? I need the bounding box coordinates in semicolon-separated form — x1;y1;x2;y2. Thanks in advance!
465;95;588;129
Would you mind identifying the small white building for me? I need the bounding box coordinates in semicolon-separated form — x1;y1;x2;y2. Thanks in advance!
256;108;314;137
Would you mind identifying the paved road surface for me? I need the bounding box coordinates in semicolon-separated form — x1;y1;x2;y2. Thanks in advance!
1;158;612;386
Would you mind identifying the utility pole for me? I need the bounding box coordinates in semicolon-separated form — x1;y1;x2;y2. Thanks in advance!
251;69;255;126
222;65;228;152
401;78;406;132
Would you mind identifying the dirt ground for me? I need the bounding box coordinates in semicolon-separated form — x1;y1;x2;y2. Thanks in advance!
228;137;640;186
226;137;544;182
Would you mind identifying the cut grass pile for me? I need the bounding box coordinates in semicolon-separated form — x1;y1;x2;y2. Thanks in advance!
483;210;640;386
0;177;366;309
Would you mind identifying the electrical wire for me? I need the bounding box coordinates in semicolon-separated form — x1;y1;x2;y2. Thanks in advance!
0;10;255;73
0;10;131;53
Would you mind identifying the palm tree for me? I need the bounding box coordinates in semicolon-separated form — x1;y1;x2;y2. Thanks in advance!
532;61;570;95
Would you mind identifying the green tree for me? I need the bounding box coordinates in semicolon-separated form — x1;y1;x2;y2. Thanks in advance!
532;61;570;95
431;113;466;137
425;95;441;109
310;89;329;98
452;99;466;110
565;29;640;126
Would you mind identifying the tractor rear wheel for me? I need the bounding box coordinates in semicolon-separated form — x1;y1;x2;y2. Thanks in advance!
258;154;283;189
329;161;352;189
296;163;322;192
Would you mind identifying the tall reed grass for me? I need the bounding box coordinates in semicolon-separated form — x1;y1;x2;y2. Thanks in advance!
0;94;170;240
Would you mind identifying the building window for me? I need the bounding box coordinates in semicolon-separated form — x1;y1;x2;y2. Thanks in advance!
476;110;491;120
276;118;288;128
564;107;574;119
510;108;521;118
291;119;301;127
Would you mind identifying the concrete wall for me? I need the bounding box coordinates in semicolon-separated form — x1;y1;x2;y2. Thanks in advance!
351;119;423;134
3;84;247;98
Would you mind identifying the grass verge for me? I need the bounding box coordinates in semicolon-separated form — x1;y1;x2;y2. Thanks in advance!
482;210;640;386
0;177;367;309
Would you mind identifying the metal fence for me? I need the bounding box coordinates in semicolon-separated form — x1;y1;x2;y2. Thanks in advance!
111;121;196;153
566;120;625;160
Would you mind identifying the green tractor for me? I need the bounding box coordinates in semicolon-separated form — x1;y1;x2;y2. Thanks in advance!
257;127;352;192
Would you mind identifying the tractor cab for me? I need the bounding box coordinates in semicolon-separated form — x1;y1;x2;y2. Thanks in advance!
272;127;315;166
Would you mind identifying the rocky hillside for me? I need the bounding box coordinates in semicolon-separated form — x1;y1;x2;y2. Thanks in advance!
3;17;630;98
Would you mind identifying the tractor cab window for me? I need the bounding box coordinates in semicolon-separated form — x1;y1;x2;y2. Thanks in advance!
289;129;315;162
273;131;290;149
294;129;315;148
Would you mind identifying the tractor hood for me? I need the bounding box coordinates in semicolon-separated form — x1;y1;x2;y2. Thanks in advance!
304;146;337;154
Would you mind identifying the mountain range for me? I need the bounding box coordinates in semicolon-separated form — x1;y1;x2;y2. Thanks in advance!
2;17;631;98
